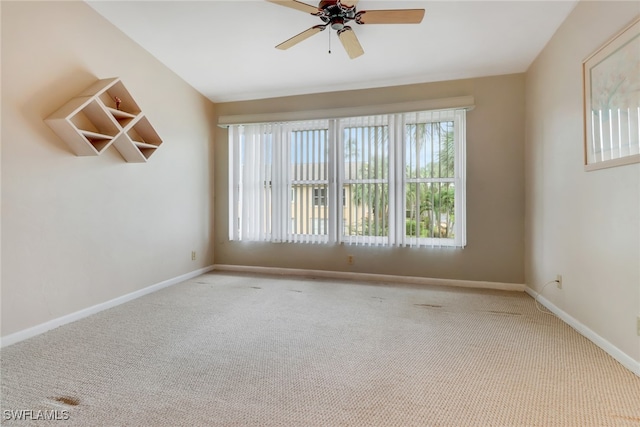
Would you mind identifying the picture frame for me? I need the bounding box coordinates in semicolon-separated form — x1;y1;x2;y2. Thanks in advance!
583;16;640;171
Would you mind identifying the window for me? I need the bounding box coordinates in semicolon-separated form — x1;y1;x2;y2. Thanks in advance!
290;126;329;241
229;109;466;248
340;116;390;245
313;188;326;206
403;111;465;247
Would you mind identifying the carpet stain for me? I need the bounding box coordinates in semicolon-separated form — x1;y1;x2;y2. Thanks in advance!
52;396;80;406
414;303;442;308
484;310;522;316
371;297;385;301
250;286;262;290
289;290;303;293
195;281;208;284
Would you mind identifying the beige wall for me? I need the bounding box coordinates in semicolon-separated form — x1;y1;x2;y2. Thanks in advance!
525;1;640;362
1;1;216;336
215;74;526;284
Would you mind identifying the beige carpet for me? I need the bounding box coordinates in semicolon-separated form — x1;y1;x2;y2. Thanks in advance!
1;272;639;426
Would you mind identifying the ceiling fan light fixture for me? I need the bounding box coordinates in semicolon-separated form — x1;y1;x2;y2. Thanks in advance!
331;17;345;31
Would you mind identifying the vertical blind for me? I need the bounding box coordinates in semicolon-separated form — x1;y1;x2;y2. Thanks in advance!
588;106;640;164
229;109;466;248
340;114;392;246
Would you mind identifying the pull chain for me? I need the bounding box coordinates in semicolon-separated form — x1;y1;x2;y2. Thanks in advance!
328;29;332;54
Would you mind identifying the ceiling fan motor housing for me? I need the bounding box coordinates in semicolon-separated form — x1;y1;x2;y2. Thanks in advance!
318;0;357;31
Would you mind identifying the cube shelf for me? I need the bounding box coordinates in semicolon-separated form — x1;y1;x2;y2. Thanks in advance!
45;78;162;162
113;116;163;163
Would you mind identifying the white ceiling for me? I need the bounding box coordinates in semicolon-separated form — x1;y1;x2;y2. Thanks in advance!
87;0;578;103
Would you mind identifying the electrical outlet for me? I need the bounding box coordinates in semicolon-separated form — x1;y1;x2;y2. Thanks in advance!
556;274;562;289
347;255;354;265
191;251;196;261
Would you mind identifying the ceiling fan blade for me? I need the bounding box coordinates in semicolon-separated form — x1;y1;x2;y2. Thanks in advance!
276;25;325;50
337;26;364;59
266;0;319;15
356;9;425;25
338;0;359;9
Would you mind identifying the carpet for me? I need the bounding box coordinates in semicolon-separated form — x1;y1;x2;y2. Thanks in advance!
1;272;639;426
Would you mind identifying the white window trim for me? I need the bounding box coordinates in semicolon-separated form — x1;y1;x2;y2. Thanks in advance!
399;110;466;248
219;96;474;127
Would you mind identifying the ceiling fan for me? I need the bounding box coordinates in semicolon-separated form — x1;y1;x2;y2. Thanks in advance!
267;0;425;59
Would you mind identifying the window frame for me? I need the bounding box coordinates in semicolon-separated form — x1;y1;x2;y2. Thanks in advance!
287;122;331;243
337;115;392;246
400;110;466;247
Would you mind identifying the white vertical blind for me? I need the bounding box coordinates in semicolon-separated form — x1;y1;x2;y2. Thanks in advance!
228;109;466;248
339;114;392;246
588;107;640;164
288;121;330;244
236;124;273;242
229;120;331;244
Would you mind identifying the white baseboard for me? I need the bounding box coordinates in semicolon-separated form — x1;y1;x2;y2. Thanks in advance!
525;287;640;377
0;265;215;349
213;264;526;292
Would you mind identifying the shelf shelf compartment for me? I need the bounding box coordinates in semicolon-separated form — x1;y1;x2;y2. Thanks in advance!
46;97;119;156
95;79;141;118
71;99;119;152
112;115;163;163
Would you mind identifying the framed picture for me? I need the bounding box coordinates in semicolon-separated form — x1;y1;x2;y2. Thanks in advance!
583;16;640;171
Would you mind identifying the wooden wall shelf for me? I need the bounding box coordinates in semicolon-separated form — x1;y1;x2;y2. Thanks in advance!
45;78;162;162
